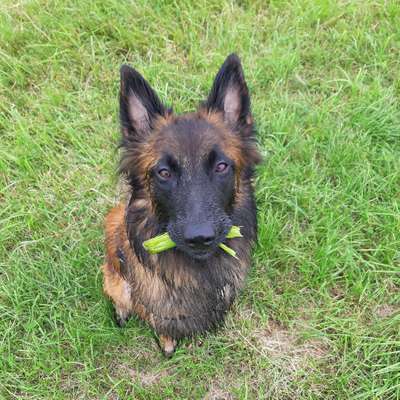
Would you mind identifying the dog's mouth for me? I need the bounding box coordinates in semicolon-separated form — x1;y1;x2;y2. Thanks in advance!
187;247;216;260
174;244;216;260
168;239;221;260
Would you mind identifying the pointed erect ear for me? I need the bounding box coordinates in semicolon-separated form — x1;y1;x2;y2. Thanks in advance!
205;54;251;128
119;65;166;138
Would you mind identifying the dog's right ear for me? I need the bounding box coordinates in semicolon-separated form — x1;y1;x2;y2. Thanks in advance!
119;65;166;139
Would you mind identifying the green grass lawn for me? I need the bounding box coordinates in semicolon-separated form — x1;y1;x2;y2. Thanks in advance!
1;0;399;398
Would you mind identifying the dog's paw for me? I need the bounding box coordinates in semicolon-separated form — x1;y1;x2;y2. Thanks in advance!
159;335;177;358
114;307;130;327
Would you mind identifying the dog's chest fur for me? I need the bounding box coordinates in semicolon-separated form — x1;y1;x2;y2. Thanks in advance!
132;246;250;339
104;198;254;340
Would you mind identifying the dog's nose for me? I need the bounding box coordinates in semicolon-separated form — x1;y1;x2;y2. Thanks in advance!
184;223;215;248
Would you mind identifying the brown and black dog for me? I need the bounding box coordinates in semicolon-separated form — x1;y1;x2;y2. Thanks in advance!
102;54;261;356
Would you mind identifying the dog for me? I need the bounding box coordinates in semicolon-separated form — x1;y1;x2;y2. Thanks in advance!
101;54;261;356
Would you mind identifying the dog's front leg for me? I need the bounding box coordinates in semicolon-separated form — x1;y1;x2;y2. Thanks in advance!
102;263;132;326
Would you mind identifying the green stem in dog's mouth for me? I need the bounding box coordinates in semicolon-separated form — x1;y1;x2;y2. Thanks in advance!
143;226;242;259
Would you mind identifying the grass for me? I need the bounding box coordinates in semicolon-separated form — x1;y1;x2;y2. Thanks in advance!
0;0;399;398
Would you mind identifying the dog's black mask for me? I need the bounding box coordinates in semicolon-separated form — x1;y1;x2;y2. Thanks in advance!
151;120;236;260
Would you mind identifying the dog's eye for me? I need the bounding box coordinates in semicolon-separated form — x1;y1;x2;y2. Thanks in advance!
158;168;171;179
215;162;228;173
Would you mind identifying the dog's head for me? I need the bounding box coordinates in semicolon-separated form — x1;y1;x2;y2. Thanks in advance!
119;54;260;260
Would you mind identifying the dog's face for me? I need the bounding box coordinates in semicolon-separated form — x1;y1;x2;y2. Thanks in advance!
119;54;260;260
149;117;238;259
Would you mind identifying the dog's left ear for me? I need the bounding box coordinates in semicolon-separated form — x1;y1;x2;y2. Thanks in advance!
119;65;166;140
205;54;252;130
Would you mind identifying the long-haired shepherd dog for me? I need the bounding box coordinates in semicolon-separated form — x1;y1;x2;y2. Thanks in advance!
102;54;261;356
